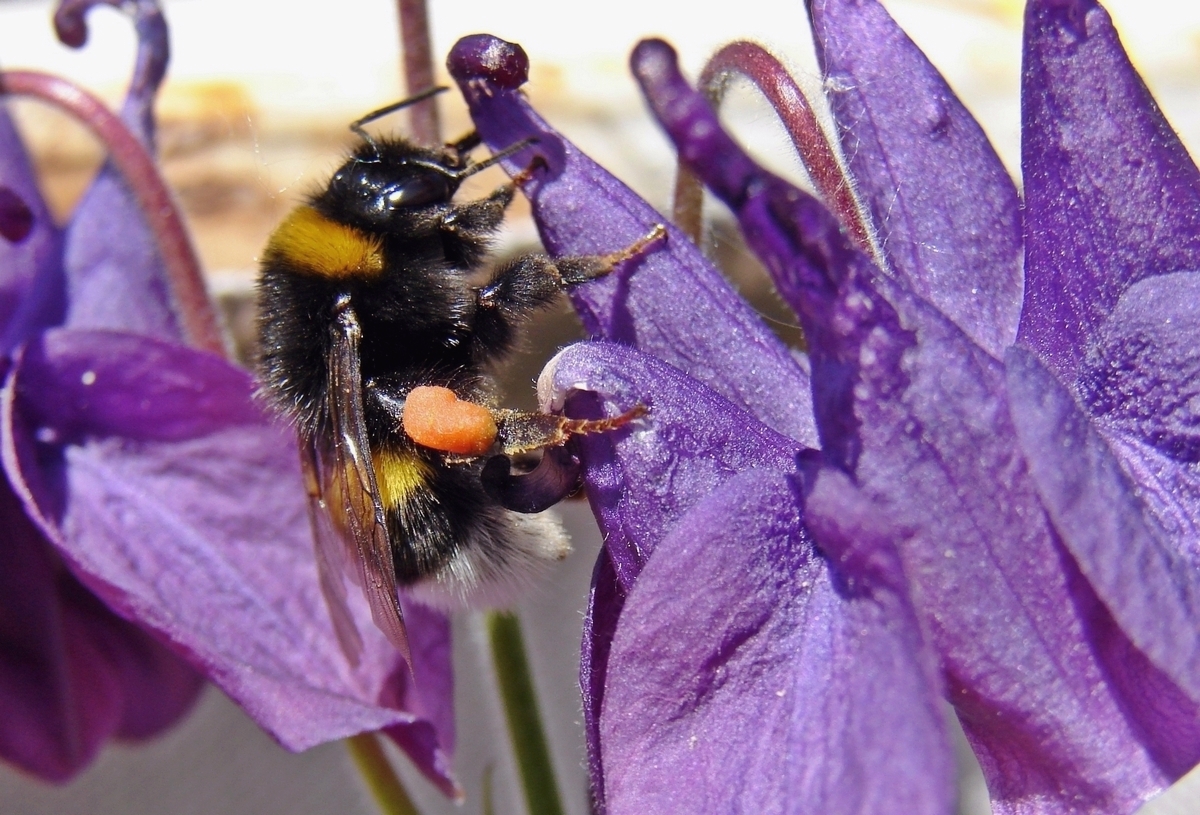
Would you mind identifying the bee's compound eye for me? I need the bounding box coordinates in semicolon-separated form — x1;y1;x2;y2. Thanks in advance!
384;172;452;210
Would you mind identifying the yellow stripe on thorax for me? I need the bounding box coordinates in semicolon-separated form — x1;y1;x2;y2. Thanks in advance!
373;447;433;510
264;206;384;279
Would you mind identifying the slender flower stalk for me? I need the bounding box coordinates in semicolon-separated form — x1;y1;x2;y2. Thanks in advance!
347;733;423;815
675;41;869;250
486;611;566;815
396;0;440;146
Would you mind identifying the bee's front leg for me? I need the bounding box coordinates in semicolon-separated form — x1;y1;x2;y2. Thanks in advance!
440;154;544;246
471;224;667;355
440;184;516;258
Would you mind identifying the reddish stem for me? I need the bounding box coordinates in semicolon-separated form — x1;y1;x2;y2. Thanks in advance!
396;0;440;145
0;70;225;357
671;164;705;244
682;41;871;251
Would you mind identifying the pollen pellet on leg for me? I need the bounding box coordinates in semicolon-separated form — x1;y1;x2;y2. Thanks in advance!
402;385;498;456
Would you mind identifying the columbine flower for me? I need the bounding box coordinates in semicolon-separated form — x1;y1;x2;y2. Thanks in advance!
450;31;953;815
449;0;1200;811
1;0;455;792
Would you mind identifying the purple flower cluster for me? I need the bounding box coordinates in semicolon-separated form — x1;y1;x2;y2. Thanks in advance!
0;0;454;790
6;0;1198;811
448;0;1200;812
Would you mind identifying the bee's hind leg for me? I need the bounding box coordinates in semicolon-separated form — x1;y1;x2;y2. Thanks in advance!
482;405;648;513
495;405;647;456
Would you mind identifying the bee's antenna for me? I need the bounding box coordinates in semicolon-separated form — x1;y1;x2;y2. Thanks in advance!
349;86;449;158
453;137;540;181
401;137;541;184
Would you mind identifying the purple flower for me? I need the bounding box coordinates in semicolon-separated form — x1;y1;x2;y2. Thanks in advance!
451;32;953;815
448;0;1200;810
0;0;455;792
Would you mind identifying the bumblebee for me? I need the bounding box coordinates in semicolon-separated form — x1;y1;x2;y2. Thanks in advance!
255;92;659;662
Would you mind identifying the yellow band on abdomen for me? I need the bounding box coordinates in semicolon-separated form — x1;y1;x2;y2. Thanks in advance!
373;447;433;510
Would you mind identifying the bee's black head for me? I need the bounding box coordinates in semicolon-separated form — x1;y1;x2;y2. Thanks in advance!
320;138;464;231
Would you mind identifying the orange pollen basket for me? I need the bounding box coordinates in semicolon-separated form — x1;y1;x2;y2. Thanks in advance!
402;385;498;456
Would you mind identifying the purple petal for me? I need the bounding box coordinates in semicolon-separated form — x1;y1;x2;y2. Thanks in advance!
61;167;179;341
60;0;180;341
540;341;802;587
12;330;261;445
580;548;624;805
1072;269;1200;612
808;0;1022;359
0;479;201;781
396;600;453;751
1019;0;1200;382
0;330;455;792
1007;346;1200;728
1077;271;1200;467
779;195;1197;812
541;341;803;800
774;196;1197;813
384;600;458;799
601;466;953;814
636;45;1196;810
0;109;65;353
94;613;204;743
448;35;816;447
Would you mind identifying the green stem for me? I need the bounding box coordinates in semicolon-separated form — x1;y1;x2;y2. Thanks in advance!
482;765;497;815
346;733;423;815
486;611;566;815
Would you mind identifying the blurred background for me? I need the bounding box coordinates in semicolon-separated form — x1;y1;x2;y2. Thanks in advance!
2;0;1200;812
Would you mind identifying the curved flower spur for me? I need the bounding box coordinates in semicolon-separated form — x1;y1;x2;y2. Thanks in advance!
0;0;458;793
450;32;955;815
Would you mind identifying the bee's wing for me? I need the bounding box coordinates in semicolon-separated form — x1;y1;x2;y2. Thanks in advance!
319;301;412;665
299;436;364;666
